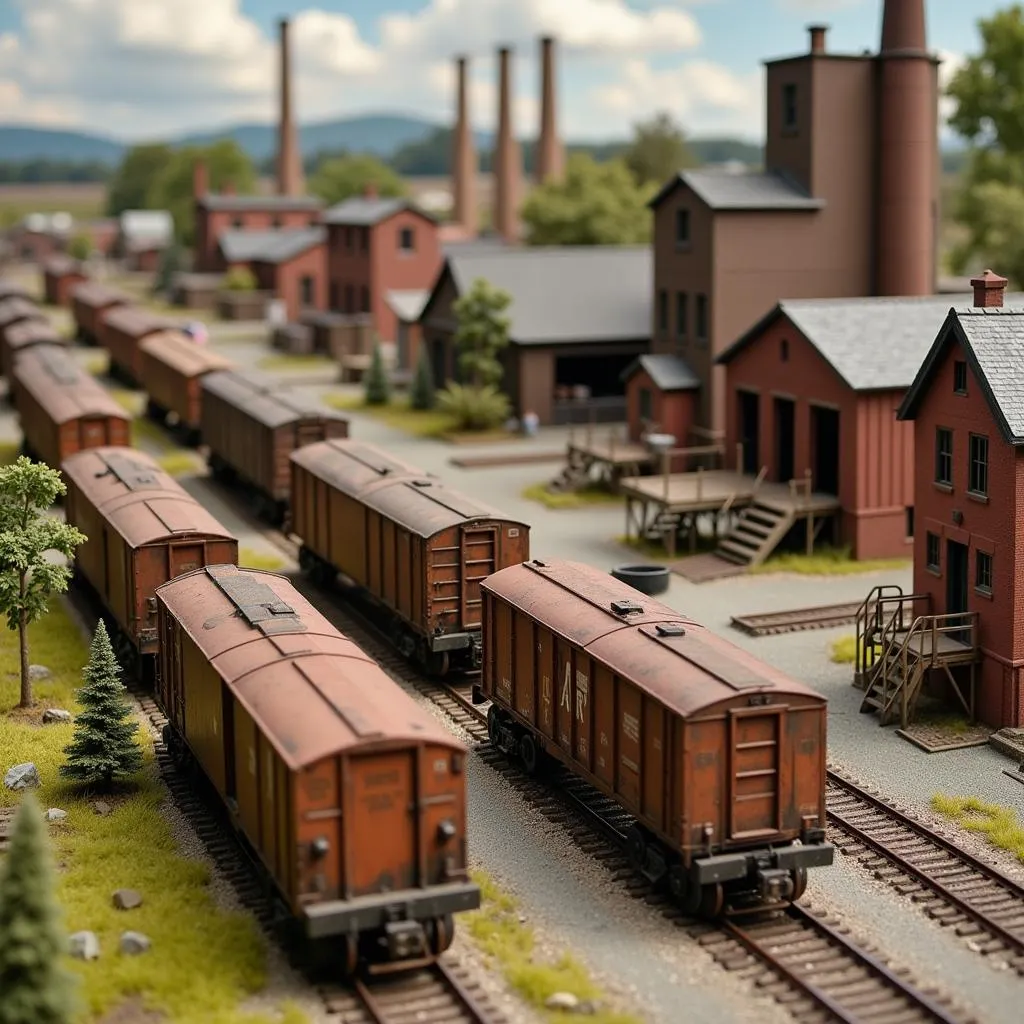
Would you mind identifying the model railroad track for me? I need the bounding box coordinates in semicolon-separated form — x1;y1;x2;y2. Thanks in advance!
826;770;1024;975
730;601;862;637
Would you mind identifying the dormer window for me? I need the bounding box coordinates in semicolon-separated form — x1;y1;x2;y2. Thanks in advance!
782;84;798;130
953;360;968;394
399;226;415;252
780;338;789;362
675;208;690;248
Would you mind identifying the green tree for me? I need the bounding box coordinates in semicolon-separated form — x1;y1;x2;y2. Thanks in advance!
308;154;407;206
0;458;86;708
521;154;655;247
61;620;143;789
66;234;91;261
105;142;173;216
364;342;391;406
223;266;257;292
451;278;511;388
410;345;436;410
622;111;697;188
153;239;183;294
0;793;77;1024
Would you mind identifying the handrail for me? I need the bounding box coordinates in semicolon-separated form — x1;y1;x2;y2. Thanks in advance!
751;466;767;493
855;584;904;681
895;610;979;724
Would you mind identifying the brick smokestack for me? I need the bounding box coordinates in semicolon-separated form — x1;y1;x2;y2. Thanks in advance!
808;25;828;54
536;36;564;184
276;17;304;196
493;46;522;243
452;56;478;235
971;269;1007;308
875;0;937;296
192;159;208;199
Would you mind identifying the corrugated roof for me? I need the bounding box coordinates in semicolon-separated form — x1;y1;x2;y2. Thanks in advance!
139;330;234;377
290;438;430;495
70;280;131;309
651;169;823;211
199;195;322;212
621;353;700;391
323;196;414;226
385;289;429;323
14;344;127;424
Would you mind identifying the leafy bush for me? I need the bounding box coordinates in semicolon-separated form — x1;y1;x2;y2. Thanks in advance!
410;345;436;410
364;343;390;406
67;233;91;261
436;383;510;432
223;266;257;292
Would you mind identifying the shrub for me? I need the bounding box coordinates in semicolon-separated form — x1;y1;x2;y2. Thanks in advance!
436;382;511;432
223;266;257;292
67;234;91;261
410;346;436;410
364;343;391;406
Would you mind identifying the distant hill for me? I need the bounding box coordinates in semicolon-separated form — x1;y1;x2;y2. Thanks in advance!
0;126;124;163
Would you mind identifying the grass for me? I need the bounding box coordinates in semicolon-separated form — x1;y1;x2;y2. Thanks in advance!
255;353;335;373
156;451;201;478
325;393;457;438
931;794;1024;864
750;546;911;577
0;182;106;229
238;548;286;572
521;482;621;510
466;870;641;1024
110;389;144;417
829;634;863;664
917;712;974;736
0;441;19;466
0;601;306;1023
82;353;108;377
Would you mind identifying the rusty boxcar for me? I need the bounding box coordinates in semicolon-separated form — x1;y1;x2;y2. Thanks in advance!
480;559;833;915
63;446;237;675
70;280;130;345
155;563;479;972
0;297;46;354
12;345;130;469
1;317;65;381
42;255;87;307
291;439;531;674
201;369;349;525
138;330;234;444
99;304;177;385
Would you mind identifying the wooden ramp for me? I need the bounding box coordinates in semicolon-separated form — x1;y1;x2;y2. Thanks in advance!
670;552;747;583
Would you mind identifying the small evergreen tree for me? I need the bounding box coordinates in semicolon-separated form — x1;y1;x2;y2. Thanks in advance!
410;345;436;410
364;342;391;406
153;240;183;295
60;620;143;789
0;793;77;1024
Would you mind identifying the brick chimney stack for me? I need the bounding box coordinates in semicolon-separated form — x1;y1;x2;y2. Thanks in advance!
192;159;208;199
223;180;236;196
971;269;1008;308
493;46;521;243
808;25;828;54
536;36;564;184
363;181;379;200
276;17;304;196
452;55;478;235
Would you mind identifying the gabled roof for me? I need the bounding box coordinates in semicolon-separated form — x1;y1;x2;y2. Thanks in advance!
118;210;173;250
219;227;325;264
198;194;322;212
898;307;1024;443
385;289;430;324
649;169;823;212
621;353;700;391
323;196;435;227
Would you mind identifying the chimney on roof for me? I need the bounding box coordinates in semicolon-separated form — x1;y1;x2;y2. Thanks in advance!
971;269;1008;308
808;25;828;54
222;180;236;196
493;46;522;243
193;160;208;200
276;18;304;196
536;36;564;184
363;181;379;200
452;55;478;235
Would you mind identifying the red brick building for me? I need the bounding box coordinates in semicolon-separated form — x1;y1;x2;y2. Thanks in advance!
249;229;327;321
620;354;700;446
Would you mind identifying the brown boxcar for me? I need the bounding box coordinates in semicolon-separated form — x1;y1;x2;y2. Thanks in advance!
0;280;32;302
99;304;177;385
200;369;349;525
480;559;833;915
1;318;65;381
63;446;237;674
12;345;130;469
70;281;130;345
42;255;86;307
0;297;46;353
291;438;531;674
138;330;234;444
155;564;478;971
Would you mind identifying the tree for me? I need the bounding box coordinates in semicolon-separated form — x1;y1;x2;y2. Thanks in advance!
60;620;143;789
223;266;257;292
0;793;77;1024
105;142;173;216
66;234;91;261
153;239;183;295
364;343;391;406
451;278;511;388
0;458;86;708
308;154;407;206
521;154;655;247
410;345;436;410
622;111;697;188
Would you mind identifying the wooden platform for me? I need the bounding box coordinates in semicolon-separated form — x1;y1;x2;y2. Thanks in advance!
669;553;747;583
887;629;975;660
567;437;652;469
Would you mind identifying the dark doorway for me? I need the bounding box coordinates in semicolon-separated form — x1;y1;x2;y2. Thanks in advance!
774;397;795;483
946;539;969;615
811;406;840;495
738;391;760;475
430;337;447;387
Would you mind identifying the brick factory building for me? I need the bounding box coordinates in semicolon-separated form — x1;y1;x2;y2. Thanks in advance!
248;229;327;321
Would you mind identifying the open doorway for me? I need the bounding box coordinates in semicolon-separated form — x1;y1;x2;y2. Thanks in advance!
738;391;760;475
811;406;840;495
946;540;969;642
773;397;795;483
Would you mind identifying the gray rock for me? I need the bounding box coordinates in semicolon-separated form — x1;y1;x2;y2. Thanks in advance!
112;888;143;911
545;992;581;1012
92;801;113;816
68;931;100;961
119;931;151;955
4;762;39;791
28;664;51;681
42;708;72;724
45;808;67;822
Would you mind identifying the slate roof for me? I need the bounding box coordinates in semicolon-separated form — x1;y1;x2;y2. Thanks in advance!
434;246;651;346
324;197;435;226
650;169;823;211
199;194;322;212
717;293;1024;392
385;289;430;323
218;227;325;264
621;353;700;391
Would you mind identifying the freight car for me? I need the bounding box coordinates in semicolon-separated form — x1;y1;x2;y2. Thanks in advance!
155;563;479;973
0;318;65;381
200;369;349;525
70;281;130;345
99;304;177;385
291;439;530;674
12;345;130;469
0;297;46;353
479;559;834;916
138;330;234;445
42;255;86;307
63;446;237;676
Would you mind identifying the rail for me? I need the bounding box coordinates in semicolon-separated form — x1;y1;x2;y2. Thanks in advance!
730;600;862;637
352;961;498;1024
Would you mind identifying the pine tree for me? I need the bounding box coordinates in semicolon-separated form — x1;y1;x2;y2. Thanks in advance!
410;345;436;410
363;342;391;406
60;621;143;789
0;793;77;1024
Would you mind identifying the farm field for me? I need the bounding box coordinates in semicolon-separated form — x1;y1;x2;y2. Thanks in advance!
0;182;107;227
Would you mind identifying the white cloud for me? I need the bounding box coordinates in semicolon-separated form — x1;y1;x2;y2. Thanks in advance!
775;0;865;11
936;48;965;125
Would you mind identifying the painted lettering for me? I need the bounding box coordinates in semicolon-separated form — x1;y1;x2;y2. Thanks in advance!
560;661;572;713
622;712;640;743
575;671;589;721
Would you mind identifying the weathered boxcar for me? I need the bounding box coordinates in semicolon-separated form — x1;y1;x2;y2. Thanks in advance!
292;439;531;674
0;318;65;381
0;297;46;354
155;563;479;972
42;255;86;307
70;281;130;345
480;559;833;915
99;304;177;385
63;446;237;674
12;345;130;469
201;369;349;525
138;331;234;444
0;280;32;303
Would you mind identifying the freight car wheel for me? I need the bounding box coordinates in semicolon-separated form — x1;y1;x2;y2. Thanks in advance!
699;883;724;918
626;826;647;875
428;914;455;955
518;733;543;776
487;705;504;747
790;867;808;901
668;865;702;915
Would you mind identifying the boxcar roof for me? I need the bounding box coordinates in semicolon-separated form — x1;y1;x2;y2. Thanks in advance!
5;319;63;348
14;346;129;424
156;564;462;769
101;304;176;338
483;559;825;717
139;330;234;376
0;297;45;329
290;438;428;493
70;280;130;309
200;369;346;429
62;447;234;548
43;255;83;277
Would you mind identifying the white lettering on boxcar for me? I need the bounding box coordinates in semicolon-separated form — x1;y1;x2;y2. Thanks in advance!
434;759;448;774
623;712;640;743
600;731;609;747
249;747;256;776
508;528;520;538
575;671;589;722
560;662;572;713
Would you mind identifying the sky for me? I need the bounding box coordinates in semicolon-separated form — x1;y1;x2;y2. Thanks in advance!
0;1;1006;143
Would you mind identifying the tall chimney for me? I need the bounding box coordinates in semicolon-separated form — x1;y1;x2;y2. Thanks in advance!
192;159;208;199
452;56;478;235
875;0;936;296
808;25;828;54
276;18;304;196
493;46;521;243
536;36;564;184
971;269;1007;308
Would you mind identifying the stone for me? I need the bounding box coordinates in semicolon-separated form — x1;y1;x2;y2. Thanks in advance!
120;931;151;956
92;801;113;816
113;888;143;911
4;762;40;791
42;708;73;724
69;931;100;961
28;664;51;681
45;808;67;822
545;992;580;1012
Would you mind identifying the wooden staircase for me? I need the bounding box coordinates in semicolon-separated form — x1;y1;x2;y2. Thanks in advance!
714;500;796;568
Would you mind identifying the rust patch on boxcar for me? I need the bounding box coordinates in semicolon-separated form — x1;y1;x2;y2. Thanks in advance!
205;562;306;636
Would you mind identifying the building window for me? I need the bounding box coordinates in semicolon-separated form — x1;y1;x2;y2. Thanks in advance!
695;293;708;342
308;215;318;227
675;292;687;341
953;360;968;394
399;226;415;251
360;286;370;313
905;506;914;539
657;289;668;333
345;227;353;251
329;282;339;310
780;338;789;362
344;284;354;312
975;550;993;594
675;208;690;247
639;387;653;423
934;427;952;486
926;532;940;572
782;83;798;130
271;215;282;229
360;227;369;250
300;275;314;307
968;433;989;496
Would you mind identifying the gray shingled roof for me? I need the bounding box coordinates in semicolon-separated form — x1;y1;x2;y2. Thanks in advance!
219;227;324;264
651;169;823;211
323;197;413;226
199;194;322;212
438;246;651;345
621;353;700;391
